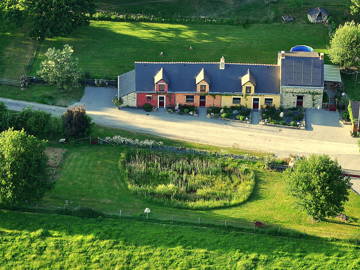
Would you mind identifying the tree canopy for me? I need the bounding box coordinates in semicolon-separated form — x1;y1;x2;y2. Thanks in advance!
38;44;82;90
0;0;95;39
350;0;360;22
329;22;360;69
287;155;351;221
0;129;51;206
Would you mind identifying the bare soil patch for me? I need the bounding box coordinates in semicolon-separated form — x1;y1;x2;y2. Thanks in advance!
45;147;67;180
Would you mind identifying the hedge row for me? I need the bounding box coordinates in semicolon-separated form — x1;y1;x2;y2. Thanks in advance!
91;11;275;26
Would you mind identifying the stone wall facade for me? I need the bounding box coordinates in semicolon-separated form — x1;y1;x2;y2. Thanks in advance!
122;92;137;107
280;86;323;109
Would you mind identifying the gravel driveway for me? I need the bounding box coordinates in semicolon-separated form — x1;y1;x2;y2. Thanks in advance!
1;89;359;175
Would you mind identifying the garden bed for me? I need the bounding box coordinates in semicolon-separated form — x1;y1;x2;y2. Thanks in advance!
167;104;198;116
120;149;256;210
207;106;251;123
260;106;305;129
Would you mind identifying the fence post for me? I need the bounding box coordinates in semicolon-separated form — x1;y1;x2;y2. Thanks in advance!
198;217;201;224
119;209;122;218
225;220;227;228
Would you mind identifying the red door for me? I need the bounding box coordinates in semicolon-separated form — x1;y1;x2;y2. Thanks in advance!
296;96;303;108
158;96;165;108
199;96;206;107
253;98;259;110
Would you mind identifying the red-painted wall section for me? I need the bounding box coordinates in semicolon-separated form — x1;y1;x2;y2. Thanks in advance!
137;93;176;108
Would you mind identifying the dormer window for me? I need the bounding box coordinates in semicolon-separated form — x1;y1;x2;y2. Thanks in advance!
158;84;166;92
196;68;210;93
200;85;207;92
241;69;256;95
154;68;168;92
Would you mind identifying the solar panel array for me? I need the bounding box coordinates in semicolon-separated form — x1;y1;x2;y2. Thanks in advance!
281;56;324;87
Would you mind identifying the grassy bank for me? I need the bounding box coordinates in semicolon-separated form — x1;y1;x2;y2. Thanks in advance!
32;21;329;78
0;84;84;107
39;144;360;240
0;210;359;269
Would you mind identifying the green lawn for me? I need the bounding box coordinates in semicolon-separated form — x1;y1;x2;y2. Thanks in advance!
32;21;329;78
0;25;37;80
40;144;360;240
96;0;350;23
0;84;84;107
1;210;359;269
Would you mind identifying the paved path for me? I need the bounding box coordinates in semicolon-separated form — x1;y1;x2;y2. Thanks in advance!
1;89;359;177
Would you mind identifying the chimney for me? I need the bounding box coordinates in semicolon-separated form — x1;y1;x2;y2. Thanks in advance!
219;56;225;70
280;51;286;59
320;53;324;60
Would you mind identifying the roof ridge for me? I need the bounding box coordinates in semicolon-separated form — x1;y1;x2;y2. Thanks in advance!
135;61;278;67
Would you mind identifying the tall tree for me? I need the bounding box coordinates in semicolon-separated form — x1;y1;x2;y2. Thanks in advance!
329;22;360;70
25;0;96;39
37;44;81;90
287;155;351;221
0;129;51;206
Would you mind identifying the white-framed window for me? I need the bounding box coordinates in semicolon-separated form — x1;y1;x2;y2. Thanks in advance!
146;95;152;102
200;85;207;92
158;84;166;91
186;95;194;103
246;86;251;94
265;98;273;106
232;97;241;105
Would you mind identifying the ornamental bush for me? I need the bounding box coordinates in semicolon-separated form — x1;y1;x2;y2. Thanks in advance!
0;129;51;206
143;103;153;112
62;105;92;139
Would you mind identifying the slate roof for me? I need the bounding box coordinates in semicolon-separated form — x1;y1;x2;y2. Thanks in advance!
280;53;324;87
135;62;280;94
308;7;329;20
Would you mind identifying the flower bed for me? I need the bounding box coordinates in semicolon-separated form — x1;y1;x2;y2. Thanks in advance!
207;106;251;122
100;136;163;147
167;104;198;116
260;106;304;128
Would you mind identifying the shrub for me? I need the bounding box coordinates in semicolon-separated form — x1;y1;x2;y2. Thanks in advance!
290;121;297;127
236;115;246;121
221;113;230;118
207;106;221;114
13;108;62;139
143;103;153;112
112;97;123;107
0;129;51;206
342;110;351;121
62;105;92;139
0;102;11;131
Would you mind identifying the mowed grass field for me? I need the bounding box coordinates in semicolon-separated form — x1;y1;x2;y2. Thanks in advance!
1;210;359;269
40;144;360;240
32;21;329;78
96;0;350;23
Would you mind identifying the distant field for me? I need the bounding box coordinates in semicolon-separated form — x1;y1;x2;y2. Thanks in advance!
0;25;36;80
96;0;350;23
40;144;360;240
0;210;359;269
32;21;329;78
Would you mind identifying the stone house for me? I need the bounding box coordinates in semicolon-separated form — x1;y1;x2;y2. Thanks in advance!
118;49;326;110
